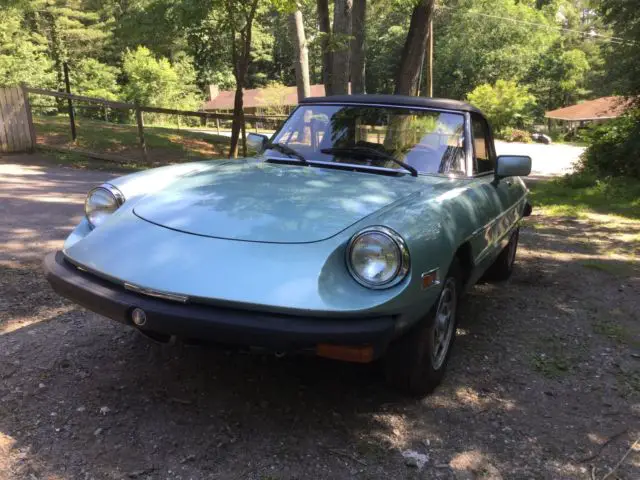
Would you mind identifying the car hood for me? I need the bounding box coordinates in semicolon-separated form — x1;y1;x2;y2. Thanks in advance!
132;162;424;243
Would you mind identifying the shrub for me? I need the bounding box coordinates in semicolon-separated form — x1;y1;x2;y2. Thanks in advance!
122;47;200;111
502;127;532;143
466;80;535;134
579;109;640;178
70;59;120;101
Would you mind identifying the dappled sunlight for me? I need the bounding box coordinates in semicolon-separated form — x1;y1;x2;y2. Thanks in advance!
0;163;47;176
0;432;17;476
0;305;75;335
370;413;411;450
453;386;518;411
449;450;502;479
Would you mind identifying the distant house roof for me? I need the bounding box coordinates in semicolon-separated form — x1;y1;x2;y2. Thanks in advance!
202;84;328;111
545;96;633;121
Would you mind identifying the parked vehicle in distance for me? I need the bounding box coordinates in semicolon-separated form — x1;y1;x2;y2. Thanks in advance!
44;94;532;396
531;132;552;144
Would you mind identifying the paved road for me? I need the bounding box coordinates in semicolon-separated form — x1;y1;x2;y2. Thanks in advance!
495;140;583;176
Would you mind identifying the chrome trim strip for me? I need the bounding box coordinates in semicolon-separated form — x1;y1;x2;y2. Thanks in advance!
466;193;527;241
346;226;410;290
468;196;527;265
421;268;441;290
124;283;189;304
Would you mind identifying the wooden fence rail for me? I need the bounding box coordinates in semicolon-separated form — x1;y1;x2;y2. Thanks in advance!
25;87;288;121
0;85;36;153
22;86;287;163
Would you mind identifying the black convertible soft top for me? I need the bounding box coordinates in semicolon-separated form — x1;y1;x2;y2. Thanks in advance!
300;94;483;115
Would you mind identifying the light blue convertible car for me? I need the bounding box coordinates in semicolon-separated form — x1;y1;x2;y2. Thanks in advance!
44;95;532;395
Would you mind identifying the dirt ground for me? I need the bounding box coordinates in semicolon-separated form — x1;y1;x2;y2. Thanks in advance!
1;154;639;480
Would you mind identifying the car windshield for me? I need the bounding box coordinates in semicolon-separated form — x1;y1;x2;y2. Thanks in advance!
267;105;466;175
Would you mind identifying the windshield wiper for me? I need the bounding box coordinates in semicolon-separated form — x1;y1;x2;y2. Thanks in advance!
264;142;309;165
320;146;418;177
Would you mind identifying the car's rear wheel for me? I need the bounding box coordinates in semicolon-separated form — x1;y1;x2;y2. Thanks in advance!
484;227;519;281
383;260;461;396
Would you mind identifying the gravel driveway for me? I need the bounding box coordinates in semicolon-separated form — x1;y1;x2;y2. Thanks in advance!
1;153;638;480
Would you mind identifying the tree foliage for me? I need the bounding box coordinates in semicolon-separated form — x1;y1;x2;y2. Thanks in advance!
70;58;119;99
121;46;199;110
466;80;535;134
580;110;640;178
0;0;632;137
0;7;56;88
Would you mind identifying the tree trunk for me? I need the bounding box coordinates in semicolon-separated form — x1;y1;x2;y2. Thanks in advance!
228;0;259;159
44;12;66;111
289;8;310;101
317;0;332;95
330;0;353;95
350;0;366;94
394;0;435;96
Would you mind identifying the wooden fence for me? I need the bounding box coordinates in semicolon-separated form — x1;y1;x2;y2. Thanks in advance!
0;86;36;153
22;86;287;163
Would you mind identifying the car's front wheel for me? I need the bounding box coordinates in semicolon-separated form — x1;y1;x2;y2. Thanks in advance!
383;260;461;396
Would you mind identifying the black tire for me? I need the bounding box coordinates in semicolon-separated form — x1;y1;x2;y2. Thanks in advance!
383;260;462;396
483;227;519;282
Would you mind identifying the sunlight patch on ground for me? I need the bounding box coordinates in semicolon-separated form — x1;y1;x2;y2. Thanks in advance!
0;305;75;335
0;432;16;474
449;449;503;479
0;164;46;176
370;413;410;450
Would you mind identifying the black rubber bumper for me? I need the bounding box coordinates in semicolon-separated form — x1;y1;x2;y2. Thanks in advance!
43;251;396;351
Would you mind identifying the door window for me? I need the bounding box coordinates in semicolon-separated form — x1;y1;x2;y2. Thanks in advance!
471;114;495;174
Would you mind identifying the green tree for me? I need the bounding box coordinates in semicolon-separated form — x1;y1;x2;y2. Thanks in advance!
70;58;119;99
600;0;640;97
0;7;56;88
121;46;199;110
433;0;556;100
466;80;535;133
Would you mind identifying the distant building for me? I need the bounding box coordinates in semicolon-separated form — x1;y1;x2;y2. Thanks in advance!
201;84;329;115
545;96;633;132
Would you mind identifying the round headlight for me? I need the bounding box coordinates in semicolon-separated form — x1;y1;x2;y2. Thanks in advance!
347;227;409;288
85;185;124;228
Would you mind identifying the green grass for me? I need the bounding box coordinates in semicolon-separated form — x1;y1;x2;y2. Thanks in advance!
580;259;636;277
531;334;588;378
528;173;640;220
593;319;638;347
33;115;230;163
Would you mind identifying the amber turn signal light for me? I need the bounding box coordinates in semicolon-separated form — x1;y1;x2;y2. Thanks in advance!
421;270;440;289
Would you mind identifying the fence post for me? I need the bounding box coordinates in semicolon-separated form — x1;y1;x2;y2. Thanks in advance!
63;63;77;142
20;84;36;152
135;104;148;162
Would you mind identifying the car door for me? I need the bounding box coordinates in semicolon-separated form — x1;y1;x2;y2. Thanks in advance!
464;113;515;277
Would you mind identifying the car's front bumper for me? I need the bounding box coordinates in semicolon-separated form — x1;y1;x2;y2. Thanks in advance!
43;252;397;358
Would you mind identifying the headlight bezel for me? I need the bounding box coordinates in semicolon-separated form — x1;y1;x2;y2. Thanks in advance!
84;183;125;229
346;226;410;289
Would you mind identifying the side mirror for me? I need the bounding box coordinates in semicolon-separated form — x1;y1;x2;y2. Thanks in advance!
495;155;532;179
247;133;269;154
